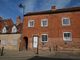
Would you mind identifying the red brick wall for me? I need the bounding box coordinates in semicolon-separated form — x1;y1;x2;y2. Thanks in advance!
21;11;80;51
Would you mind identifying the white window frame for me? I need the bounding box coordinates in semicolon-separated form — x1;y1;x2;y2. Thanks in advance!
28;20;35;27
62;17;70;26
12;26;17;33
41;19;48;27
63;32;72;41
41;34;48;42
2;27;7;33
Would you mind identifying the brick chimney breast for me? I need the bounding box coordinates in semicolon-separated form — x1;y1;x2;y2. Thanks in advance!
16;16;22;26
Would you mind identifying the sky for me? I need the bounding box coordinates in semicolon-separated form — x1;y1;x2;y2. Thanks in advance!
0;0;80;23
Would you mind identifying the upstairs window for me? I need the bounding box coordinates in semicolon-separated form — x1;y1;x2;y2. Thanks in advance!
41;19;48;27
28;20;34;27
62;18;70;26
2;27;7;33
12;26;17;33
63;32;72;41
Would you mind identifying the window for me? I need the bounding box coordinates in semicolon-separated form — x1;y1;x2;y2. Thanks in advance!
63;32;72;41
41;19;48;27
28;20;34;27
62;18;70;26
12;26;17;33
2;27;7;33
42;34;48;42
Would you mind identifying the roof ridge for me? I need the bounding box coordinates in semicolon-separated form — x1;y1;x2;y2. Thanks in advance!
24;6;80;16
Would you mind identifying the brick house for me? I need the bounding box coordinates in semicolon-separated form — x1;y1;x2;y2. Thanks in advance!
21;6;80;51
0;16;22;50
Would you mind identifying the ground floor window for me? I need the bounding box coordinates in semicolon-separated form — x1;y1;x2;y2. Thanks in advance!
42;34;48;42
63;32;72;41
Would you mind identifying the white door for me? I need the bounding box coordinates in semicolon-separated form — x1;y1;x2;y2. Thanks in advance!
33;36;38;48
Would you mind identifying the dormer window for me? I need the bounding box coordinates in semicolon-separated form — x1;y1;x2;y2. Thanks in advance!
2;27;7;33
62;17;70;26
12;26;17;33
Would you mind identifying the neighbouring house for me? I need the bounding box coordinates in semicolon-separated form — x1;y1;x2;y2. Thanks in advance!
0;16;22;50
21;6;80;51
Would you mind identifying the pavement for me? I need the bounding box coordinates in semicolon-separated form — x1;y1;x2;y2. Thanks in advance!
0;50;80;60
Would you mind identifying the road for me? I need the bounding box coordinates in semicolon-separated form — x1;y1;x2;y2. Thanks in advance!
28;56;80;60
0;56;80;60
0;50;80;60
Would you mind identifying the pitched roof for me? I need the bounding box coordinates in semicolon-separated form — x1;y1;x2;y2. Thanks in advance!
6;24;15;33
0;17;22;34
0;22;4;32
0;18;14;33
3;19;13;26
7;23;23;33
24;7;80;16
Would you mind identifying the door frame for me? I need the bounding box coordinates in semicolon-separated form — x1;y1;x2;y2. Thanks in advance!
32;35;39;48
23;37;28;50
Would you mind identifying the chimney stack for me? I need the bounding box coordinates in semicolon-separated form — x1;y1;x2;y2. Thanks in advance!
51;6;56;10
16;16;22;25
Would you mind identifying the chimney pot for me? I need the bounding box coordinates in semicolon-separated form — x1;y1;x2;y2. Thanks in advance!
51;6;56;10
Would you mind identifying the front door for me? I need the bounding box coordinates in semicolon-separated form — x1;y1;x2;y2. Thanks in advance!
33;35;38;48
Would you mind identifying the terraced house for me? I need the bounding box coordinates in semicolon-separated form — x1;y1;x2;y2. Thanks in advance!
0;16;22;50
21;6;80;51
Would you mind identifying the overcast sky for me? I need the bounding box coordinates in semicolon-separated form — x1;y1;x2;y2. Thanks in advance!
0;0;80;23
